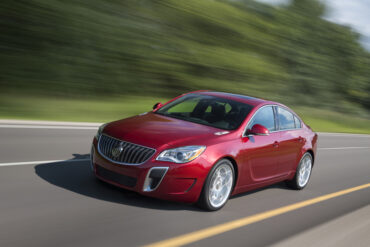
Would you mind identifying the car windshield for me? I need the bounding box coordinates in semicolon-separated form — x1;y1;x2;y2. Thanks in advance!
155;94;254;130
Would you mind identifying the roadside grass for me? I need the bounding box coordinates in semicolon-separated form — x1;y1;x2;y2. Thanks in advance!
0;95;369;134
0;95;164;123
294;107;370;134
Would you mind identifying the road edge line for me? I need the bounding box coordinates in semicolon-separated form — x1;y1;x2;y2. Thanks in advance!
0;159;90;167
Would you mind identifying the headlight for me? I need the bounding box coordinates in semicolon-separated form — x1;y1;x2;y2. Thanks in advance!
95;123;107;139
156;146;206;163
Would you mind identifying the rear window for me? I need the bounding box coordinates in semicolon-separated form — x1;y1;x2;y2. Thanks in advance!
277;107;295;130
294;115;302;128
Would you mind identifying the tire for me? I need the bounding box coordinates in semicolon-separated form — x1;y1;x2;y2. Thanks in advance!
198;159;235;211
286;152;313;190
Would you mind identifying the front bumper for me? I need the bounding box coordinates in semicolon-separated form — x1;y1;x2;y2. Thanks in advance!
90;138;209;203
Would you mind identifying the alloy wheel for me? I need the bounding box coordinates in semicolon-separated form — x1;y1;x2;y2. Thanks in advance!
208;163;234;208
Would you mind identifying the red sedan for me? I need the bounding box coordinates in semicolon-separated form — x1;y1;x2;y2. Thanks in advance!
91;91;317;210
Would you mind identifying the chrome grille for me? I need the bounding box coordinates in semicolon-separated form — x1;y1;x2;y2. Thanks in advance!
98;134;156;165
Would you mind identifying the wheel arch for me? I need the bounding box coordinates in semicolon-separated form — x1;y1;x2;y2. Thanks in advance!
306;149;315;166
218;156;239;191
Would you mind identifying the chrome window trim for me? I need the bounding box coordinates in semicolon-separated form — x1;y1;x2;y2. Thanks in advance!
142;167;169;192
242;104;302;137
97;134;156;166
274;127;302;132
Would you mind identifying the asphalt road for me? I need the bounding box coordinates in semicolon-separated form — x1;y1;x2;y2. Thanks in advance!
0;122;369;247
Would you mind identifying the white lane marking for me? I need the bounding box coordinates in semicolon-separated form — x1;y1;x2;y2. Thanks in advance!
0;119;102;126
0;147;370;166
319;147;370;150
318;133;370;138
0;147;369;167
0;159;90;167
0;124;98;130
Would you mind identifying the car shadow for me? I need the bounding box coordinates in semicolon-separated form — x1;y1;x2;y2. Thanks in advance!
34;154;202;211
230;182;288;200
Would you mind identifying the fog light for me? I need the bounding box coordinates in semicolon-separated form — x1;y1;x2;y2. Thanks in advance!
143;167;168;192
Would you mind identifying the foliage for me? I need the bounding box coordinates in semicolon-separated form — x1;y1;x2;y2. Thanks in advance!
0;0;369;116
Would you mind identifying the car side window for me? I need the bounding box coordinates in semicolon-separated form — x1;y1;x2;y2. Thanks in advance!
294;115;301;128
248;106;276;131
278;107;295;130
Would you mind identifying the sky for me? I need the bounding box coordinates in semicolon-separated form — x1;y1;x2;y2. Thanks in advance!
256;0;370;50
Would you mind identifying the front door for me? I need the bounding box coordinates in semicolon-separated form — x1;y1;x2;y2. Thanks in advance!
239;105;280;185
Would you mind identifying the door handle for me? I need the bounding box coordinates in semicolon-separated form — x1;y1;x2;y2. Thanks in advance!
298;136;303;143
273;141;279;148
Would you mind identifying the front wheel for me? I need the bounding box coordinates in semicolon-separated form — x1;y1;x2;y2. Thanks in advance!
286;152;313;190
198;159;235;211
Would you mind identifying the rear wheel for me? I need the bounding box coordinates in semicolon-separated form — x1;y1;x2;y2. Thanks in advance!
198;159;234;211
286;152;313;190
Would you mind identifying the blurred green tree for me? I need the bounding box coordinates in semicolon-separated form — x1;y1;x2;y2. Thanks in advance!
0;0;369;114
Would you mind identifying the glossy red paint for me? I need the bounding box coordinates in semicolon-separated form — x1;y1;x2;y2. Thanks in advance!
91;91;317;204
248;124;270;136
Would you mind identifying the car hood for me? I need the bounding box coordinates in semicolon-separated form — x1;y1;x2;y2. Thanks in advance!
103;112;223;149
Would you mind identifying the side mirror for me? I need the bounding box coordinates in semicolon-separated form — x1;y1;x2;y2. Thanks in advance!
153;102;163;110
247;124;269;136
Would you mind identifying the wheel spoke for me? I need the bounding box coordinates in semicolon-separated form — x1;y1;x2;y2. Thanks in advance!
298;155;312;187
208;164;233;208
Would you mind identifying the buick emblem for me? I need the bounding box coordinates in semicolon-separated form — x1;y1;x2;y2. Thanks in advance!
111;142;124;158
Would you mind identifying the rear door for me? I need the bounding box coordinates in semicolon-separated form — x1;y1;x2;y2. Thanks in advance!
276;106;304;175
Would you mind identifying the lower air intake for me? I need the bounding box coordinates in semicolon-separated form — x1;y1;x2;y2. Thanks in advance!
96;165;137;188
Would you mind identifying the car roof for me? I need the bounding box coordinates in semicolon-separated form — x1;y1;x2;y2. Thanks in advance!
195;91;274;107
